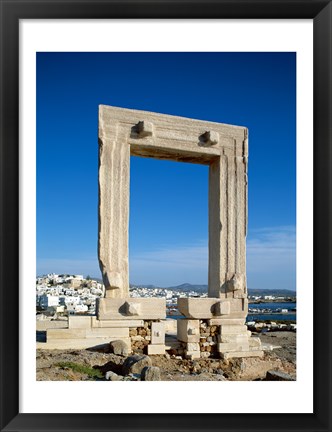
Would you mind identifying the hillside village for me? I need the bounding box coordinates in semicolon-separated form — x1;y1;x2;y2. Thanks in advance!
36;274;295;318
36;274;104;315
36;274;208;316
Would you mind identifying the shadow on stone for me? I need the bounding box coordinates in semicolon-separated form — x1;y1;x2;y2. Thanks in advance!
95;357;125;376
265;369;296;381
36;331;46;342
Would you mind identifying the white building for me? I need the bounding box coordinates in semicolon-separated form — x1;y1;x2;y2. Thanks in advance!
74;304;88;313
38;294;59;309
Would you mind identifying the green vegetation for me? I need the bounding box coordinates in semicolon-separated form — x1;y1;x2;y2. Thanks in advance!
56;361;103;379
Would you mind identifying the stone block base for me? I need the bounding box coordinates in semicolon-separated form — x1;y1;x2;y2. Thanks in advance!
174;316;264;360
151;322;165;344
39;313;166;353
97;297;166;320
68;315;92;329
36;320;68;331
69;315;145;329
217;342;249;353
249;337;262;348
177;297;247;320
36;337;131;350
129;321;166;355
175;297;267;360
221;350;264;359
47;327;129;339
165;318;177;335
177;319;200;343
147;344;166;355
92;318;145;328
185;351;201;360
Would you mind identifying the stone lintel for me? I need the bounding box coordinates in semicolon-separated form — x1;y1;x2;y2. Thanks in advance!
201;130;219;145
130;143;219;165
135;120;154;137
99;105;247;145
97;297;166;320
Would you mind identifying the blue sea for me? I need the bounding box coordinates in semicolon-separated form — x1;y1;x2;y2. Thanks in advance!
248;301;296;322
167;302;296;322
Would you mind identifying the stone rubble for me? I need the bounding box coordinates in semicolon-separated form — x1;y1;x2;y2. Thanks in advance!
122;355;152;375
265;369;296;381
109;339;130;356
247;322;296;332
36;328;296;381
141;366;161;381
105;371;122;381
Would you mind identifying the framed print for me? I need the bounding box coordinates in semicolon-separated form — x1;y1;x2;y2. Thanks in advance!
0;1;331;431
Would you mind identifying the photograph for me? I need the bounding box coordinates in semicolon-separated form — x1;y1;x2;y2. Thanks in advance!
1;3;331;430
36;52;296;382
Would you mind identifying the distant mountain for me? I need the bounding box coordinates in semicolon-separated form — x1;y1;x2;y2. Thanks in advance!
167;284;296;297
248;288;296;297
129;282;296;297
167;283;208;293
129;283;207;292
130;284;157;289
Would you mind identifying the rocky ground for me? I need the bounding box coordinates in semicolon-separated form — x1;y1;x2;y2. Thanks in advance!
36;331;296;381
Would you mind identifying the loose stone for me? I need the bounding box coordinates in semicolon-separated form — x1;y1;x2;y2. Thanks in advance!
141;366;161;381
105;371;122;381
109;340;130;357
122;355;152;375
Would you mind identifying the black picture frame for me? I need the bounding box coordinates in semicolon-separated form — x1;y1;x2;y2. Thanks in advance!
1;1;331;431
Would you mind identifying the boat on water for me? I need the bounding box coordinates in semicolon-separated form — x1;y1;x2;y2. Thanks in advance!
275;308;289;313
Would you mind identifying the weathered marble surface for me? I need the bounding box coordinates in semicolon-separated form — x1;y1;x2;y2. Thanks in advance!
98;105;248;299
97;105;259;358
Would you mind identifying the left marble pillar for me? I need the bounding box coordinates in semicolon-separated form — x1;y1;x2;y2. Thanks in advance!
98;108;130;298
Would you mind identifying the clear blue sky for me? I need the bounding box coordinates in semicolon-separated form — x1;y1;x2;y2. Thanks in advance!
37;52;296;290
